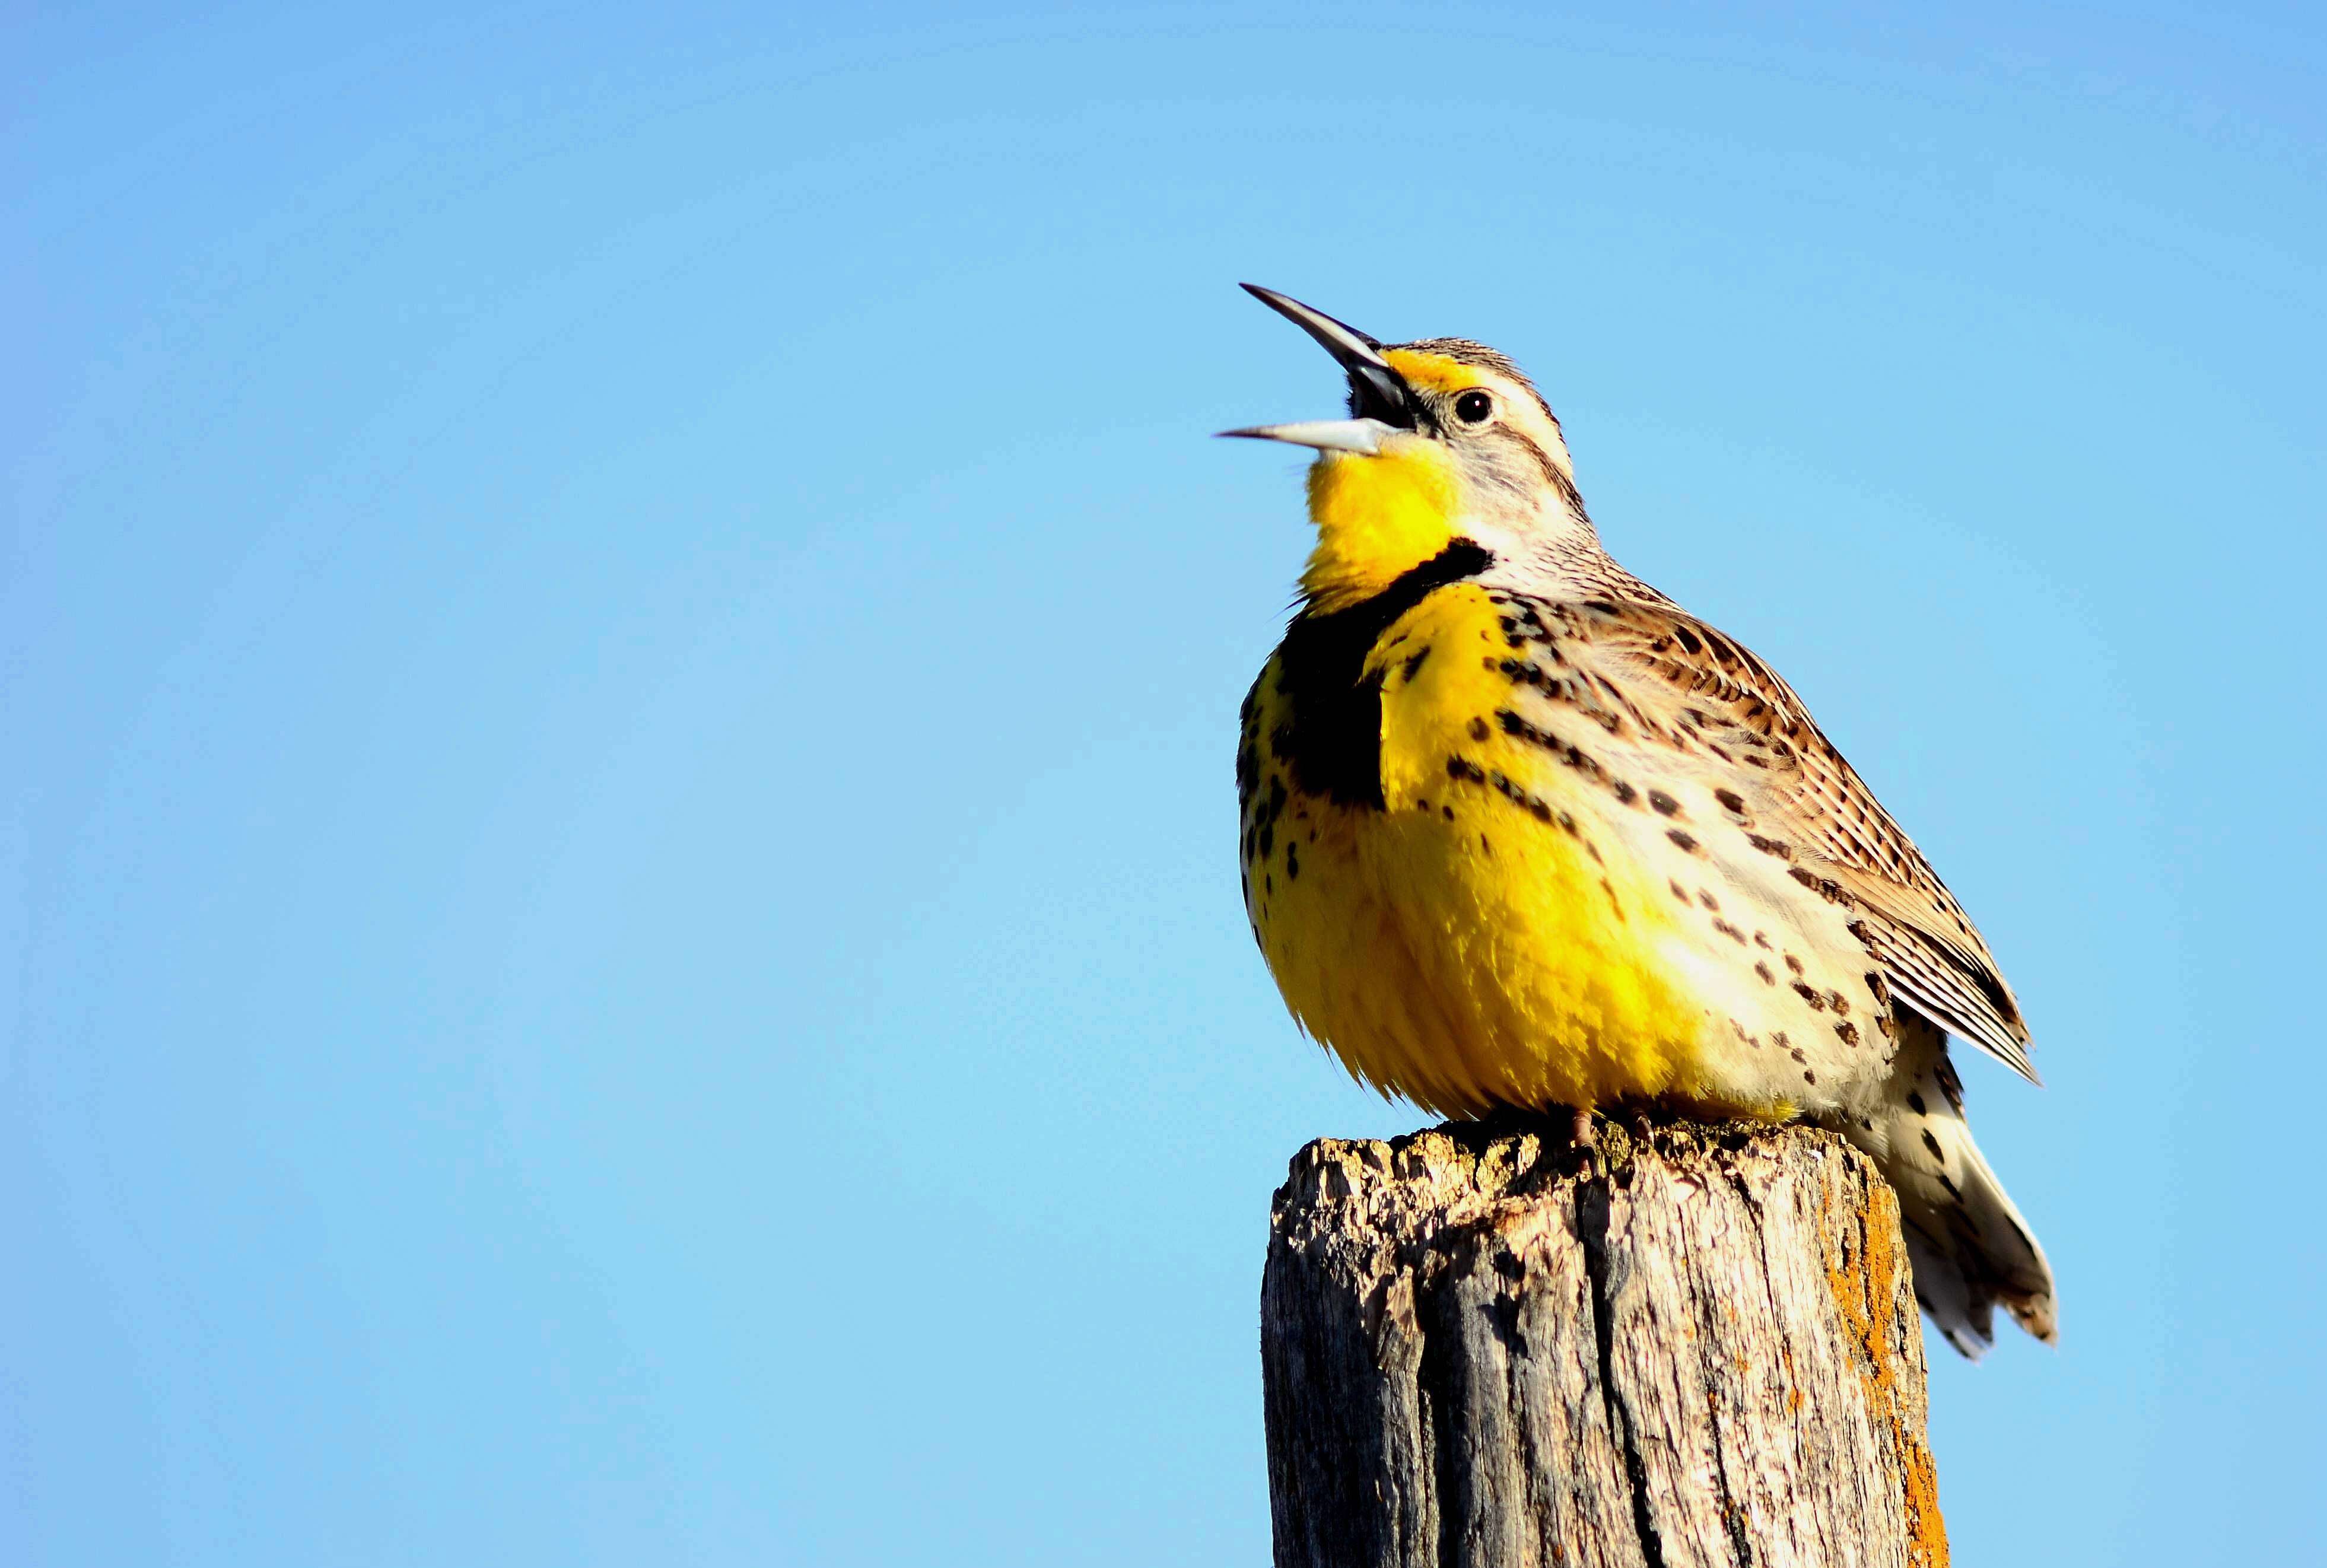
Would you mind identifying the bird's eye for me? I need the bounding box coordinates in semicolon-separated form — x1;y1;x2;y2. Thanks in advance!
1453;389;1494;425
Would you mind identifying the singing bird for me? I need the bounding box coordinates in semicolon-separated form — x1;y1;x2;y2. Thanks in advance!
1226;285;2053;1356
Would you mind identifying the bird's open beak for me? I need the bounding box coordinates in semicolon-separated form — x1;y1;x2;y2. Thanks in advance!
1217;284;1415;454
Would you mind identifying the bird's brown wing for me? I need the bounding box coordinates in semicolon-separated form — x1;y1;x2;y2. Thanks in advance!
1569;595;2039;1083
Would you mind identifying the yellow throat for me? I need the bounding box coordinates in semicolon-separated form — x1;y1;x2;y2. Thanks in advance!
1295;351;1484;612
1298;440;1463;612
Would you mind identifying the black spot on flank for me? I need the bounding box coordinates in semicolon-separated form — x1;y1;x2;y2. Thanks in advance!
1269;540;1495;808
1468;715;1490;741
1747;834;1792;860
1666;829;1699;853
1696;889;1719;910
1754;962;1775;985
1442;805;1455;820
1648;790;1681;816
1792;982;1827;1010
1786;865;1850;904
1712;918;1747;944
1935;1055;1967;1116
1802;1071;1817;1086
1906;1091;1928;1115
1835;1021;1859;1046
1285;842;1299;880
1613;780;1639;805
1402;646;1432;680
1714;788;1746;813
1497;710;1606;778
1669;879;1690;903
1920;1128;1945;1162
1784;955;1805;975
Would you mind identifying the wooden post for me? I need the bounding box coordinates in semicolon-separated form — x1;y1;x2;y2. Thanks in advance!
1260;1117;1947;1568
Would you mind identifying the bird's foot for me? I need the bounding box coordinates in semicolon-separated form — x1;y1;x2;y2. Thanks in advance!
1566;1104;1603;1179
1628;1108;1659;1151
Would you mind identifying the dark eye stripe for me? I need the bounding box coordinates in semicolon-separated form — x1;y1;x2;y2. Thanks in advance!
1506;429;1585;513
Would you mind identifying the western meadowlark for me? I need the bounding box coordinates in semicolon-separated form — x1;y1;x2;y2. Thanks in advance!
1226;285;2054;1356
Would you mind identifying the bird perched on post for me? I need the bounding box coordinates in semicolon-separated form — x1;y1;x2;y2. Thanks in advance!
1226;285;2054;1357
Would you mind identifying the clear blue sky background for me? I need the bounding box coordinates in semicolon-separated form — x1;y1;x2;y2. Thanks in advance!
9;4;2323;1563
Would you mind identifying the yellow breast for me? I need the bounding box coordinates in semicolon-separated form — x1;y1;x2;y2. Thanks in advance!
1241;582;1721;1117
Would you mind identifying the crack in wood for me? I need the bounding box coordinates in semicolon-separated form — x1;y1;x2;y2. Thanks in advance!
1581;1178;1670;1568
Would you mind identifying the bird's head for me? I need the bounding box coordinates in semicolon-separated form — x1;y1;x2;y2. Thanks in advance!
1222;285;1594;613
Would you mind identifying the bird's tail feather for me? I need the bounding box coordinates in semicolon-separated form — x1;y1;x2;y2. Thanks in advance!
1832;1012;2055;1359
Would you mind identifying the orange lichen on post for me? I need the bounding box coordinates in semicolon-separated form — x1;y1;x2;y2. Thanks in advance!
1822;1173;1949;1567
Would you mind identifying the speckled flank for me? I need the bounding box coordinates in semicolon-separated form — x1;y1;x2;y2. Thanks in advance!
1240;574;1851;1121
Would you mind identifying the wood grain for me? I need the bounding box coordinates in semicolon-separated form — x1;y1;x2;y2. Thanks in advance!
1261;1116;1945;1568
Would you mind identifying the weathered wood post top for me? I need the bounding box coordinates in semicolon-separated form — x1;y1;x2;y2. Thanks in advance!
1260;1115;1947;1568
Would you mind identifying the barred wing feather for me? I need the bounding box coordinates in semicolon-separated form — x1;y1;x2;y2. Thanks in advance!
1572;596;2040;1084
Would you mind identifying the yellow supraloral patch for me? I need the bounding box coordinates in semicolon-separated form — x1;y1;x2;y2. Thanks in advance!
1380;348;1482;394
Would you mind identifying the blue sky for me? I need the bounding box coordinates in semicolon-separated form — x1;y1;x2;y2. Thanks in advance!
8;4;2323;1563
